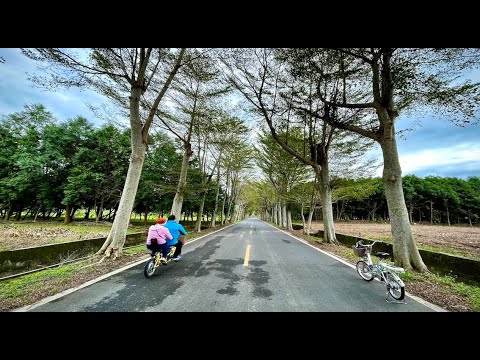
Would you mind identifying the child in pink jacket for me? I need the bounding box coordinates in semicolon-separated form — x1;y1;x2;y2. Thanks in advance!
146;218;173;263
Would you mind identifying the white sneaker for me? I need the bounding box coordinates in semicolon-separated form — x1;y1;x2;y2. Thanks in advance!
173;255;182;261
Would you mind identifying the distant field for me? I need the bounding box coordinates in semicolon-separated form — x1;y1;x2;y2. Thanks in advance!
308;221;480;260
0;220;146;251
0;218;202;251
3;219;479;261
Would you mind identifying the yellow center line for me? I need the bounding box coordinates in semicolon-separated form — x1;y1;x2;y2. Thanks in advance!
243;244;251;267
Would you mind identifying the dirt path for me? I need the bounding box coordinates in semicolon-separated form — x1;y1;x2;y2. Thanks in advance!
309;221;480;259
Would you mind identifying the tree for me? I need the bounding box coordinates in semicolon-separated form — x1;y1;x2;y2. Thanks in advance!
40;116;96;224
286;48;480;271
332;177;383;221
192;110;249;231
65;124;131;223
22;48;186;259
155;50;222;222
256;128;312;230
221;140;254;224
221;48;375;244
134;132;183;224
402;175;425;224
0;104;55;220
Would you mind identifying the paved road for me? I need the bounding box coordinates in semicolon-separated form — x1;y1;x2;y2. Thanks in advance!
22;218;439;312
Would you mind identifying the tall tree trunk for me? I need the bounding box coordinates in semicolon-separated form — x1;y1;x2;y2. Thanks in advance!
211;167;221;227
144;207;148;226
64;204;72;224
446;206;450;226
467;209;472;227
171;85;197;221
196;191;207;232
317;158;338;244
6;204;13;220
221;191;226;225
339;201;345;221
273;202;277;225
226;196;234;224
371;201;377;222
430;201;433;224
171;142;193;220
70;206;78;221
380;124;427;271
282;202;287;228
97;87;146;259
286;207;293;230
96;194;104;223
225;179;235;223
196;170;215;231
408;202;413;224
307;210;314;235
301;202;306;233
33;205;41;222
277;201;282;226
306;182;316;235
22;209;31;221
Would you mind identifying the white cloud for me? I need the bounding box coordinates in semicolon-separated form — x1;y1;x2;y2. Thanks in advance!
400;143;480;173
376;143;480;177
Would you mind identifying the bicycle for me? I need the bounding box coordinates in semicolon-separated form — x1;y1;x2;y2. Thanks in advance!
143;245;177;278
352;240;406;302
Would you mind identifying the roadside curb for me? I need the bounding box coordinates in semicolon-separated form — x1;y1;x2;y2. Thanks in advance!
261;220;448;312
12;222;237;312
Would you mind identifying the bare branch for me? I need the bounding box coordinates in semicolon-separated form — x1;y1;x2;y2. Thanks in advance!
142;48;186;142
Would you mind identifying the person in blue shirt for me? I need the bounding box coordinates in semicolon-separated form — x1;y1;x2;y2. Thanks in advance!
164;214;188;261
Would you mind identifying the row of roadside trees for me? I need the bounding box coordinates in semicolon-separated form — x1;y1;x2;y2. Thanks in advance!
15;48;480;273
220;48;480;271
18;48;258;260
0;104;253;228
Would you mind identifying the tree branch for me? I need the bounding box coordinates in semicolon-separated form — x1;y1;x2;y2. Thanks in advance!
316;81;378;109
142;48;186;142
295;105;380;141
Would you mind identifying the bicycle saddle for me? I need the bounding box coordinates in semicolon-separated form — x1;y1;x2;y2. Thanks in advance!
375;252;390;258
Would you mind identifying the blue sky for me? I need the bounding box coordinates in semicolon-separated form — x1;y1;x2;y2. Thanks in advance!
0;48;109;125
1;48;479;180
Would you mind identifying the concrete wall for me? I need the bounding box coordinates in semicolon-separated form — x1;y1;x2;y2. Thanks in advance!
0;232;146;276
313;230;480;284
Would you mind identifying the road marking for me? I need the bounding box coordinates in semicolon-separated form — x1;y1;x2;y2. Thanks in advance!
243;245;251;266
250;229;252;235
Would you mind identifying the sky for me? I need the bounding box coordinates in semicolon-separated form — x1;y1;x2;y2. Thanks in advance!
0;48;109;124
1;48;479;180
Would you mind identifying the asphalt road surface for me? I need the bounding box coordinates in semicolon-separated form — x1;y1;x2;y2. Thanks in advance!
20;218;440;312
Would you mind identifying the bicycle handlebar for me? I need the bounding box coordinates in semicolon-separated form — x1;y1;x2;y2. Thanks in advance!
356;240;378;247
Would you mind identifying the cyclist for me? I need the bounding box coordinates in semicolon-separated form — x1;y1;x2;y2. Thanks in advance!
146;218;173;264
164;214;187;261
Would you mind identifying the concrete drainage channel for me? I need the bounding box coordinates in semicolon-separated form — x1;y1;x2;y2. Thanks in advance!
0;225;237;281
0;244;143;281
0;232;147;281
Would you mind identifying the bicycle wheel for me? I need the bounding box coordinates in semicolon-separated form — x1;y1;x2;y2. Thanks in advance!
385;272;405;300
144;258;156;278
356;260;374;281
